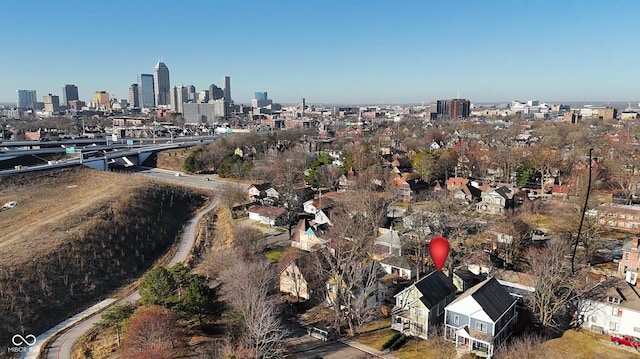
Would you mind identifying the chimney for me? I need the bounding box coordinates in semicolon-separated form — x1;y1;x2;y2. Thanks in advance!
633;236;639;250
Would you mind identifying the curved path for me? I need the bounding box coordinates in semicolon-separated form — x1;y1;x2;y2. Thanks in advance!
22;169;224;359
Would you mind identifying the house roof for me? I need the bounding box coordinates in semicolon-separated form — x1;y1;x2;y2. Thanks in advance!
449;277;516;322
249;183;272;191
248;205;286;219
493;186;513;200
605;279;640;312
380;256;413;271
413;271;457;309
375;230;401;247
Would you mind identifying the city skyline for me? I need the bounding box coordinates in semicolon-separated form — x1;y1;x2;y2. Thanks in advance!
1;0;640;104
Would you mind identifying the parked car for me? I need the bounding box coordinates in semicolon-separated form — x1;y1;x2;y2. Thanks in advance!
610;335;640;348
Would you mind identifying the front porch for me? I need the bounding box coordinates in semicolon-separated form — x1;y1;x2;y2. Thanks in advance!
391;309;428;339
446;325;493;358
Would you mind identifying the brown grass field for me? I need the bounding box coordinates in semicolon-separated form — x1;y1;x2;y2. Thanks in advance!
0;167;206;348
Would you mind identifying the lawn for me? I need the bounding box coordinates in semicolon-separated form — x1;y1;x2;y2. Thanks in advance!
353;328;456;359
264;248;285;263
544;330;640;359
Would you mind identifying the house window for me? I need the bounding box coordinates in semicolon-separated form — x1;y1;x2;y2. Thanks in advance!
626;253;630;260
454;315;460;325
607;297;621;304
610;321;620;332
612;307;623;317
414;308;423;317
475;321;488;333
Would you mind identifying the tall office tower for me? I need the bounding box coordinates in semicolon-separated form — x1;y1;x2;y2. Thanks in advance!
198;90;209;103
129;84;139;107
187;85;197;102
300;98;306;113
223;76;231;102
92;91;110;108
255;92;268;101
17;90;37;108
170;86;189;113
153;62;170;106
209;84;224;100
62;84;79;106
43;94;60;113
138;74;155;109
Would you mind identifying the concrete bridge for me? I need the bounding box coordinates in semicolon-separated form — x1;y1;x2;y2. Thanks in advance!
0;140;211;176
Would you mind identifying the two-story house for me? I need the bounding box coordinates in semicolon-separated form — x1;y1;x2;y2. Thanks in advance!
618;236;640;285
444;277;518;358
580;279;640;337
373;229;402;257
248;183;280;204
391;271;457;339
476;186;514;215
290;218;329;252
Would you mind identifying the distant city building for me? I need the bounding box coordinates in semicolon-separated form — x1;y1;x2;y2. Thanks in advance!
430;98;470;119
17;90;37;108
1;108;24;119
300;98;306;113
187;85;197;102
62;84;79;106
129;84;139;107
92;91;110;109
170;86;189;113
68;100;86;111
198;90;209;104
43;94;60;113
138;74;155;109
153;62;170;106
182;101;229;124
223;76;231;102
209;84;224;100
252;92;272;108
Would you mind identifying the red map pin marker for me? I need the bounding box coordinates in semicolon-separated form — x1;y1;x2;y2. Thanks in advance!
429;236;450;271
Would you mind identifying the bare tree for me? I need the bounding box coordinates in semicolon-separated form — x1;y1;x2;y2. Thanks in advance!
524;240;608;335
123;305;184;358
314;189;389;335
219;183;248;210
220;252;288;359
271;148;310;236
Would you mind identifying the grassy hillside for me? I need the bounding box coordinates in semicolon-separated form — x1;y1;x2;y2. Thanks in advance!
0;168;206;348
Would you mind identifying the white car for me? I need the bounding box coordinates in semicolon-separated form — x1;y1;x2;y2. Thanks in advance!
2;201;17;210
175;172;181;177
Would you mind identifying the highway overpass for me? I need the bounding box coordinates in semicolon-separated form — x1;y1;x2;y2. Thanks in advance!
0;139;213;176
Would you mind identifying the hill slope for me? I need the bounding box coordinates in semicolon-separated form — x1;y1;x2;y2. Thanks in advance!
0;168;206;348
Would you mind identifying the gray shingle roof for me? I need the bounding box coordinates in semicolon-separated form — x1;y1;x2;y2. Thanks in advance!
414;271;457;309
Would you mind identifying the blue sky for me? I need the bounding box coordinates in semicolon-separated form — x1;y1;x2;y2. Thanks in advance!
1;0;639;104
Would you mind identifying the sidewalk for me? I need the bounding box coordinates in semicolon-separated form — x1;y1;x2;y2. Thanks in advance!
338;338;401;359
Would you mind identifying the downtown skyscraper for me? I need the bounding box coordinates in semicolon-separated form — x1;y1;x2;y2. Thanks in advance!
62;84;79;106
138;74;155;109
153;62;170;107
16;90;37;108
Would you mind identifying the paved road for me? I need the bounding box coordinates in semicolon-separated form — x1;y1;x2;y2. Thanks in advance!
32;169;225;359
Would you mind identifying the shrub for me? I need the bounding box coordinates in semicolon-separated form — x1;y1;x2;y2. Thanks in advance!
389;334;407;351
381;333;402;350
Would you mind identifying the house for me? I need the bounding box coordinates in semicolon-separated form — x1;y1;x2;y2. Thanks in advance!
453;269;485;292
446;177;470;191
489;269;536;305
450;183;482;203
444;278;518;358
374;229;402;257
618;236;640;284
476;186;514;215
391;271;457;339
248;183;279;202
596;203;640;232
579;279;640;337
247;205;286;226
290;218;329;251
395;178;429;202
379;256;415;280
279;252;322;301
